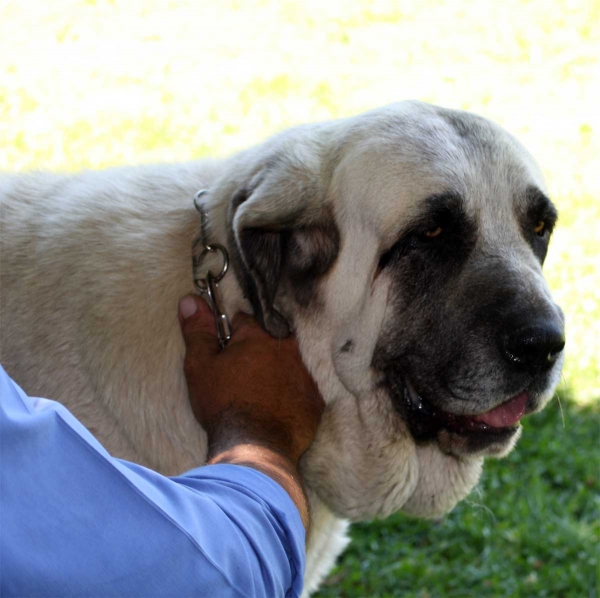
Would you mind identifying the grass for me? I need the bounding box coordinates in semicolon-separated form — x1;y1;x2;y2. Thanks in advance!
1;1;598;595
315;394;599;597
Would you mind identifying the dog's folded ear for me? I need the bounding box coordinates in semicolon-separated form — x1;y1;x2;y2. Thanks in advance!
228;161;339;338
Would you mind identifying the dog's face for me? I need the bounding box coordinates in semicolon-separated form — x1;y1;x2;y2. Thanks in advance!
217;101;564;520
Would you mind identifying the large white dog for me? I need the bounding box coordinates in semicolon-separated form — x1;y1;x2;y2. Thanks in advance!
0;101;565;594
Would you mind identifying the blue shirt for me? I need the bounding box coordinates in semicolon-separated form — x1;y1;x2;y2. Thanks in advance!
0;366;305;597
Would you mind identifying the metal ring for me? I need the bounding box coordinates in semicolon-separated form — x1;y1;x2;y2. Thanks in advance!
193;243;229;283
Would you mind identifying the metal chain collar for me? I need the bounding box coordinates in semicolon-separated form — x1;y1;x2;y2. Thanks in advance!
192;189;232;349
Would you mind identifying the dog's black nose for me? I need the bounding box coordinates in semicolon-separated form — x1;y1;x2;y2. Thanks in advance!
502;322;565;371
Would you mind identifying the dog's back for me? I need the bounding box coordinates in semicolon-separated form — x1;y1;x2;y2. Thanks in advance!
0;164;220;472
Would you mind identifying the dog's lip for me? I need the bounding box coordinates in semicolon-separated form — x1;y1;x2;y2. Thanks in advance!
404;379;528;434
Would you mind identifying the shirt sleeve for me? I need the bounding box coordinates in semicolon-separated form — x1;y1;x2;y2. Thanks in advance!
0;365;306;598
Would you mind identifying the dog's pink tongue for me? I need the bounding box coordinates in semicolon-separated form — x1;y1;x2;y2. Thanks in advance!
473;392;528;428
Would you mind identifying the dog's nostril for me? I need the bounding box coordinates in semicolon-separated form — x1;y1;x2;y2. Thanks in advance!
503;323;565;371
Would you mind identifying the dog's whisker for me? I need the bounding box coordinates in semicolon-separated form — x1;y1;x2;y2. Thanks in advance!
555;391;566;429
464;497;497;524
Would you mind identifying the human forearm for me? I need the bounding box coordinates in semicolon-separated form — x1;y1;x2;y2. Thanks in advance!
208;443;310;530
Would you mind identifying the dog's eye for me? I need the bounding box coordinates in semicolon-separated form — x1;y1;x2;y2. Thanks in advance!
424;226;443;239
534;221;546;236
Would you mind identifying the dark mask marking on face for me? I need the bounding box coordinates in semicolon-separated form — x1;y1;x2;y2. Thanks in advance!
377;192;477;302
372;187;563;455
372;192;478;425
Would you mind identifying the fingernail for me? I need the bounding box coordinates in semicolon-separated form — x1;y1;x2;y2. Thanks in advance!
179;296;198;320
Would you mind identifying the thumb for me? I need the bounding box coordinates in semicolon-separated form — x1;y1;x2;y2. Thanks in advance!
179;295;219;359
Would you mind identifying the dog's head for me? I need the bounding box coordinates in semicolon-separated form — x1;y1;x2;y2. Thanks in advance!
211;101;564;520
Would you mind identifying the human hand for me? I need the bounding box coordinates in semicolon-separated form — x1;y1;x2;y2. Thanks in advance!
178;295;324;466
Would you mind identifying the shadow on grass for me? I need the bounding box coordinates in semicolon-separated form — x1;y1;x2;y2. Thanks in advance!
316;388;599;598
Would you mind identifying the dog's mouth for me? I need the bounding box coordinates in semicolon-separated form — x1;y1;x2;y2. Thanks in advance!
391;378;527;447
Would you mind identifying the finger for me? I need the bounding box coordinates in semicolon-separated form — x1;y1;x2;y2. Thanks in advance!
179;295;219;359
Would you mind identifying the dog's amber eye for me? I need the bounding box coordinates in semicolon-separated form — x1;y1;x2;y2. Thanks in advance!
424;226;443;238
534;221;546;236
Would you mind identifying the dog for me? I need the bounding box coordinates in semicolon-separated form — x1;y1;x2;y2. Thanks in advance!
0;101;565;595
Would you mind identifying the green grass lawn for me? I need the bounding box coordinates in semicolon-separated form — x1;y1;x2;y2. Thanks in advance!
316;394;599;597
1;1;598;595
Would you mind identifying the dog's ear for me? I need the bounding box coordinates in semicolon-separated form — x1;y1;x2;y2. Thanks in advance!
228;161;339;338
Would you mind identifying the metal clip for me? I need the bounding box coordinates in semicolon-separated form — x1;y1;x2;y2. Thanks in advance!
204;272;232;348
192;190;232;349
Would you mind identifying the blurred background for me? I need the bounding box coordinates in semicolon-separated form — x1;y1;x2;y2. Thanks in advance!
1;0;597;595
